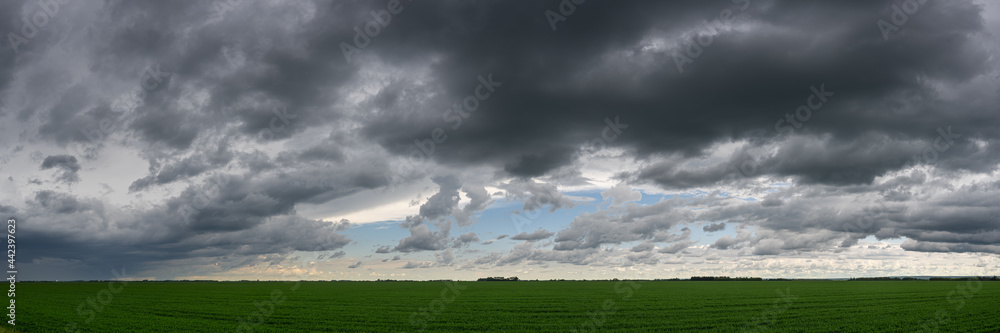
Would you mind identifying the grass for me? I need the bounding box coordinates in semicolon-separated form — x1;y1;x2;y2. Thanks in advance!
10;280;1000;332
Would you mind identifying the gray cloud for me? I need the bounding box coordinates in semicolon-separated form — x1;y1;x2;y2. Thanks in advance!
18;189;352;278
510;229;555;241
553;198;694;251
129;144;234;192
601;183;642;206
418;175;462;222
452;232;480;248
703;222;726;233
502;179;575;212
392;224;450;253
402;261;433;269
435;248;455;265
453;185;492;227
40;154;81;184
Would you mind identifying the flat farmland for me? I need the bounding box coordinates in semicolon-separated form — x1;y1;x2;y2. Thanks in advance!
14;281;1000;332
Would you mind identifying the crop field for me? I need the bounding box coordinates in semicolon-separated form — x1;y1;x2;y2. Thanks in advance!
13;280;1000;332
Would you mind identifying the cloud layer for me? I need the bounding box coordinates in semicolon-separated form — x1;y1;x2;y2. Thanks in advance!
1;0;998;280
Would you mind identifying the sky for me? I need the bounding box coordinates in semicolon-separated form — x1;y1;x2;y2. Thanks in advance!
1;0;1000;281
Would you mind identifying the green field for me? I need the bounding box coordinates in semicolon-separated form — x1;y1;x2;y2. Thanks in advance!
12;280;1000;332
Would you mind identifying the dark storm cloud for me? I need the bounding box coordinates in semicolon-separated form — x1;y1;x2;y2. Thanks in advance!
3;0;999;278
33;190;88;214
356;0;997;186
163;162;388;232
40;154;81;183
676;177;1000;255
12;0;383;156
901;240;1000;254
286;139;346;163
40;153;80;170
0;0;26;112
0;204;16;214
36;85;102;144
6;0;998;186
18;189;353;278
15;150;376;278
129;145;234;192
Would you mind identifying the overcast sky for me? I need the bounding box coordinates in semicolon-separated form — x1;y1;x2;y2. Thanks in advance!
2;0;999;281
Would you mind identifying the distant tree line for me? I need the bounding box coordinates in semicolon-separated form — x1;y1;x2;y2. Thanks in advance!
848;276;1000;281
928;276;999;281
848;277;922;281
477;276;519;281
690;276;762;281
